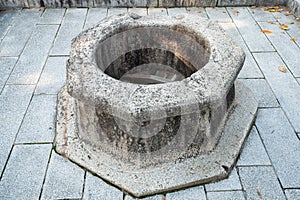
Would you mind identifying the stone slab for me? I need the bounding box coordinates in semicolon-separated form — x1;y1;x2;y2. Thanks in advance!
258;21;300;77
206;191;245;200
166;186;206;200
125;195;164;200
237;126;271;166
253;52;300;132
0;85;34;175
206;7;232;23
159;0;217;7
248;7;277;22
0;144;52;199
166;8;187;16
41;151;85;199
38;8;66;24
54;81;257;197
50;8;87;55
35;56;67;95
148;8;168;16
0;57;17;92
228;7;275;52
238;166;286;200
0;9;41;56
285;189;300;200
83;172;123;200
239;79;279;108
186;7;208;18
84;8;107;29
107;8;127;16
255;108;300;188
128;8;148;16
205;168;242;191
7;25;59;84
15;95;57;143
0;10;20;41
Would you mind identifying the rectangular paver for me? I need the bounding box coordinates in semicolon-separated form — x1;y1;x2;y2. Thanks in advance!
0;144;52;199
227;7;274;52
206;7;232;23
186;7;208;19
258;21;300;77
0;85;34;175
41;152;85;200
205;168;242;191
84;8;107;29
0;57;17;92
125;194;163;200
15;95;57;144
167;8;187;16
83;172;123;200
285;189;300;200
237;126;271;166
238;166;286;200
107;8;127;16
128;8;148;16
7;25;59;84
0;9;41;56
248;7;277;22
255;108;300;188
0;10;20;41
38;8;65;24
239;79;279;107
50;8;87;55
253;52;300;131
148;8;168;16
207;191;245;200
166;186;206;200
35;56;67;95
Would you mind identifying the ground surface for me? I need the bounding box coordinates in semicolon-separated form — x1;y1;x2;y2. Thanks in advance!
0;6;299;200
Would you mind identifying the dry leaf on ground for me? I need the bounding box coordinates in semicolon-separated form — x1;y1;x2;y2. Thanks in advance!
261;30;272;34
288;21;294;24
268;9;276;12
280;24;289;30
186;7;191;12
278;66;287;73
290;37;297;41
257;190;263;199
260;6;268;11
174;15;184;19
233;10;239;16
251;6;257;9
194;9;201;13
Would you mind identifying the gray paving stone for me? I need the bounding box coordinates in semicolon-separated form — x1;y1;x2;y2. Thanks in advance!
239;79;279;107
84;8;107;29
186;7;208;19
0;10;20;40
255;108;300;188
125;194;163;200
166;186;206;200
0;57;17;92
107;8;127;16
41;152;85;200
238;166;286;200
166;8;187;16
207;191;245;200
0;85;34;175
15;95;57;144
253;52;300;132
35;56;67;95
248;7;276;22
0;9;41;56
50;8;87;55
237;126;271;166
273;11;300;47
82;172;123;200
0;144;52;200
219;23;264;78
206;7;232;23
128;8;148;16
38;8;65;24
148;8;168;16
285;189;300;200
227;7;274;52
205;168;242;191
7;25;59;84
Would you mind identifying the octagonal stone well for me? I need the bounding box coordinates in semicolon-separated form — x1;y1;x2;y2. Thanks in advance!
55;13;258;197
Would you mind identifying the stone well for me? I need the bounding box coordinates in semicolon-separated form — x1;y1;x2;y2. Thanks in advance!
55;13;258;197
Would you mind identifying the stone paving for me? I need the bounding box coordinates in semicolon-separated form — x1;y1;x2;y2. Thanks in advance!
0;6;299;200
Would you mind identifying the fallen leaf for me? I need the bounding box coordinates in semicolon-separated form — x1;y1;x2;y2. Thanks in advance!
257;190;263;199
261;29;272;34
260;6;268;11
298;22;300;26
290;37;297;41
274;5;280;9
174;15;184;19
269;9;276;12
194;9;201;13
268;21;275;24
288;21;294;24
186;7;191;12
162;196;166;200
278;66;287;73
251;6;257;9
285;10;292;16
277;8;284;12
280;24;289;30
233;10;239;16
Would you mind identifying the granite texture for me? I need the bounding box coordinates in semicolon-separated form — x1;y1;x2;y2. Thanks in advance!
287;0;300;17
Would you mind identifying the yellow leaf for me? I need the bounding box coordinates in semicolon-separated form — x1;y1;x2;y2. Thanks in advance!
269;9;276;12
274;5;280;9
290;37;297;41
278;66;287;73
261;29;272;34
194;9;201;13
298;22;300;26
251;6;257;9
233;10;239;16
288;21;294;24
280;24;289;30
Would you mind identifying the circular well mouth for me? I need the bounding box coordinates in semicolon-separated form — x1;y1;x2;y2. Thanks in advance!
95;25;211;85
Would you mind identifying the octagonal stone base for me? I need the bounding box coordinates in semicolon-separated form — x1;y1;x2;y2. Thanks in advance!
55;80;257;197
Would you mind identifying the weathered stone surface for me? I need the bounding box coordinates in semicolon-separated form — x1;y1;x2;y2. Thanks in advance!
256;0;287;6
218;0;255;6
159;0;217;7
55;13;257;197
287;0;300;17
